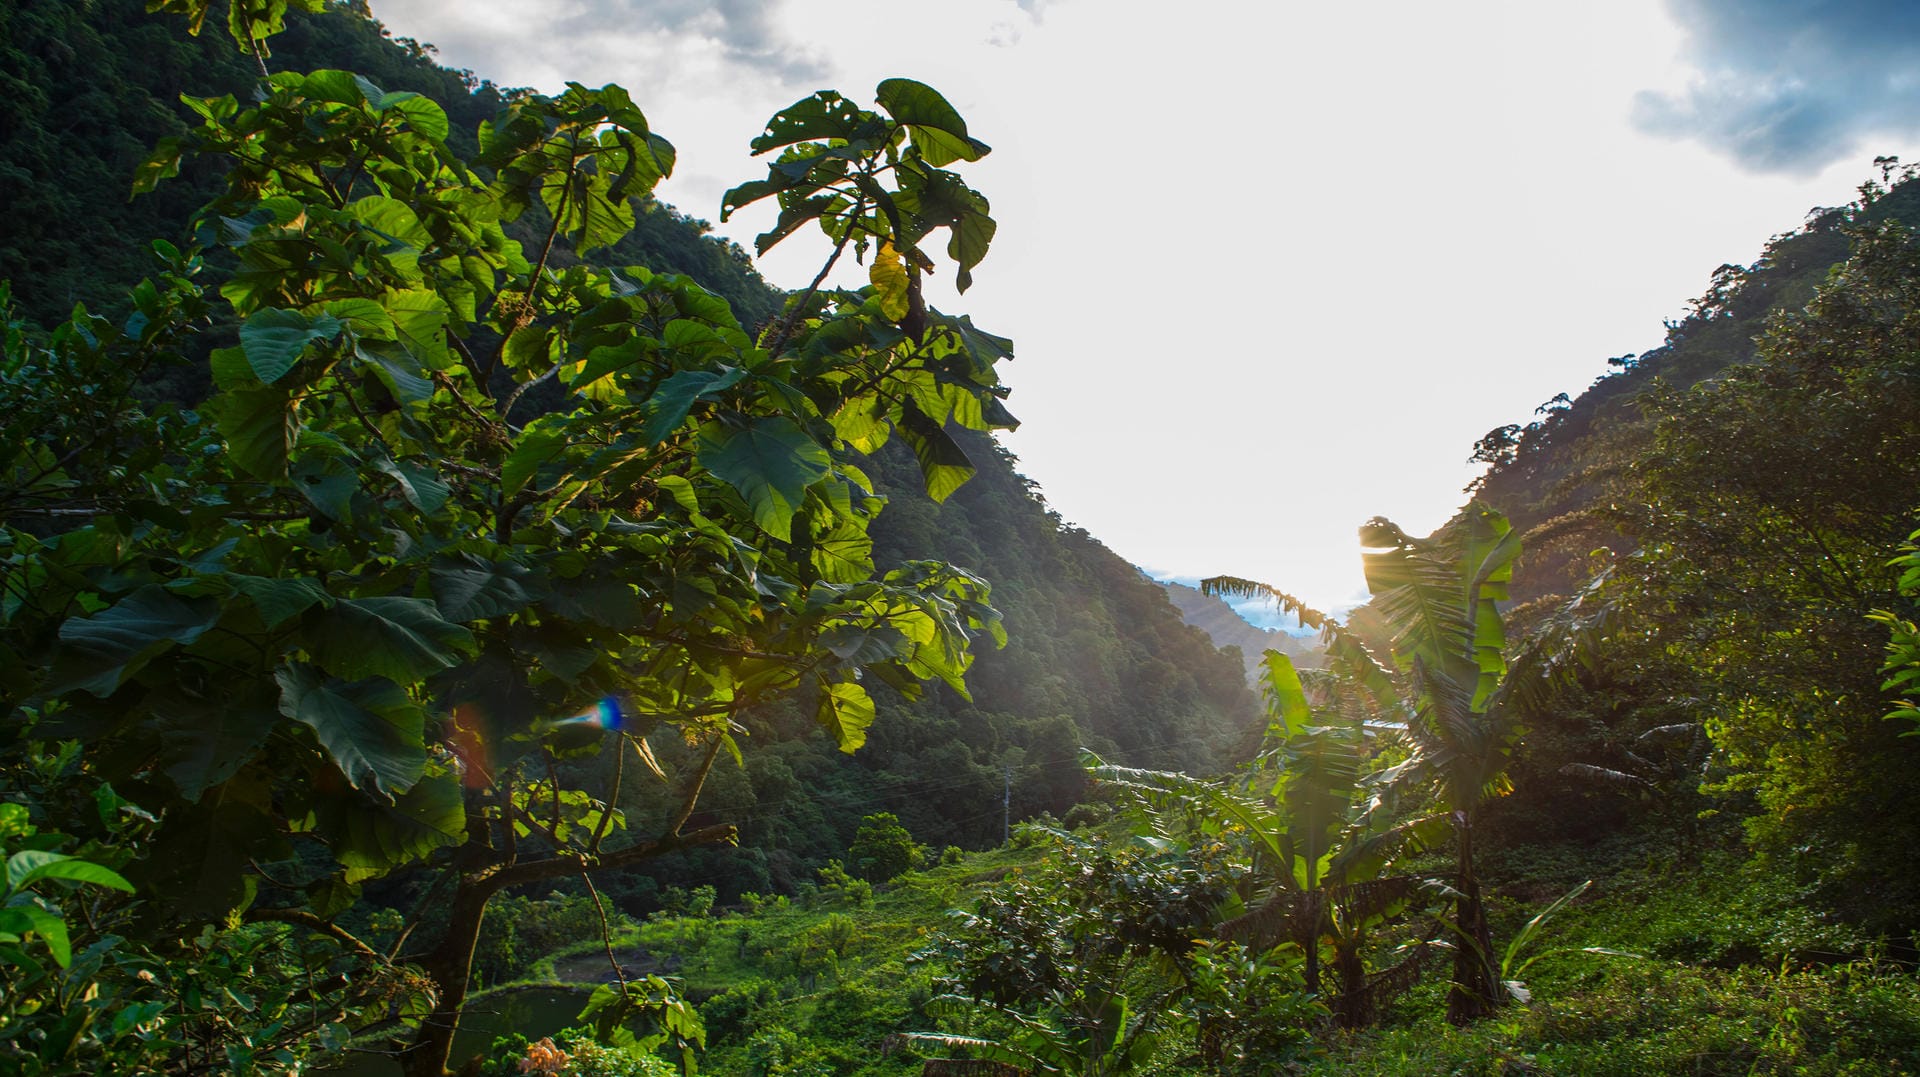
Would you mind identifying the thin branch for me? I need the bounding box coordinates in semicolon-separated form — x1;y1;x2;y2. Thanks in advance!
387;868;458;962
507;793;567;852
243;908;383;963
486;821;736;892
489;148;575;370
432;369;500;433
501;361;562;421
448;335;495;400
581;871;629;995
499;780;518;868
546;753;563;843
764;197;866;360
342;388;398;461
666;733;726;838
589;734;625;856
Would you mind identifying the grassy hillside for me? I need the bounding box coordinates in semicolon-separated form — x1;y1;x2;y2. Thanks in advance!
371;821;1920;1077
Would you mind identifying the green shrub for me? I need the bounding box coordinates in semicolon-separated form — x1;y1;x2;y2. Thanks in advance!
700;979;780;1046
849;812;921;882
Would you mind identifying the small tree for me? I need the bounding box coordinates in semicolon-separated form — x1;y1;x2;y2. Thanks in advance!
914;829;1234;1076
849;811;920;881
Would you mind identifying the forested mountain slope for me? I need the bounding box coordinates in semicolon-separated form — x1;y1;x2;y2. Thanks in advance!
1468;171;1920;607
0;0;779;330
1454;168;1920;933
0;0;1257;904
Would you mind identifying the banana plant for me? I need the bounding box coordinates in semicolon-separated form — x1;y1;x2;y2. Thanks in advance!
1091;642;1441;1029
1205;501;1523;1024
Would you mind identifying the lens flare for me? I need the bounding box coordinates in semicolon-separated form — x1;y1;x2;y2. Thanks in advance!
555;697;624;732
449;702;493;787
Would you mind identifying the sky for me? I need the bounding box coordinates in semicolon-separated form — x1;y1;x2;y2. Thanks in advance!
370;0;1920;617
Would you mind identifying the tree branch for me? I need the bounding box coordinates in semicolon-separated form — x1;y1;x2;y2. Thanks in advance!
244;908;383;963
485;821;736;892
581;871;628;994
764;196;866;361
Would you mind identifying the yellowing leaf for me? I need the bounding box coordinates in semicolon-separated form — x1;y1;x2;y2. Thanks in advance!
869;241;910;322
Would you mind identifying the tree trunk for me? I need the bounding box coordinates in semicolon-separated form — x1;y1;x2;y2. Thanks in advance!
1330;941;1368;1028
1446;810;1499;1024
399;876;497;1077
393;820;737;1076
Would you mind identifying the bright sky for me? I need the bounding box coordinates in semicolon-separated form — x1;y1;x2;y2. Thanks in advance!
371;0;1920;615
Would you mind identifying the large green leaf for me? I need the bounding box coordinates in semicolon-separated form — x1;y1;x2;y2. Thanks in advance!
229;574;330;628
153;682;282;801
44;585;221;697
373;91;450;142
430;554;538;622
642;367;746;446
300;596;475;685
239;309;342;384
695;417;832;539
372;455;449;514
875;78;990;166
1259;650;1312;738
385;289;452;368
313;766;465;882
502;423;568;499
275;663;426;796
811;518;876;584
0;905;71;966
817;622;908;665
896;405;974;503
747;90;869;155
6;851;134;893
816;679;875;754
208;384;297;479
350;195;431;263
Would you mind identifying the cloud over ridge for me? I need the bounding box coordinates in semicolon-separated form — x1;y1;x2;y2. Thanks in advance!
1633;0;1920;174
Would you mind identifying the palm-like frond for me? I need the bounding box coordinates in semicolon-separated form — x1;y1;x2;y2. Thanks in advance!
1085;755;1289;864
1497;566;1621;717
1217;890;1316;948
1199;575;1402;707
1331;875;1421;926
1361;518;1477;681
1199;577;1334;632
1557;763;1653;789
1351;939;1436;1015
918;1055;1039;1077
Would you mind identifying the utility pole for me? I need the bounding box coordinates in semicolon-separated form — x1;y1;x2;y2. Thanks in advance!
1003;762;1012;846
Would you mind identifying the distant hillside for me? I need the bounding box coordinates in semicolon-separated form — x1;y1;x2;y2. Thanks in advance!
1157;581;1321;681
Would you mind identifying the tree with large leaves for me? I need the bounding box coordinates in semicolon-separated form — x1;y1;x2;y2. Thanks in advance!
1;3;1015;1073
